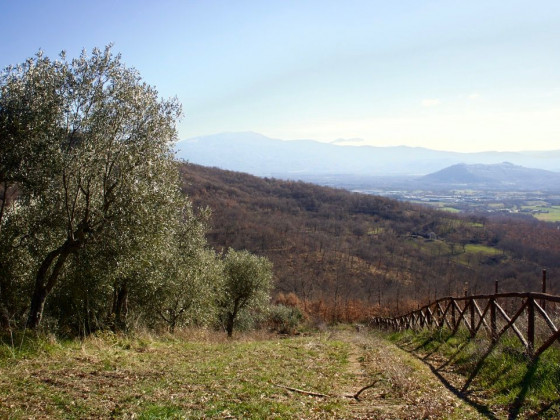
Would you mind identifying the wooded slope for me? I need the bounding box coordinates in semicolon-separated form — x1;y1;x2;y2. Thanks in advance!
180;163;560;321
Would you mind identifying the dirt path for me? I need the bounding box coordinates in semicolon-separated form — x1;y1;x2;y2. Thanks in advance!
333;330;485;419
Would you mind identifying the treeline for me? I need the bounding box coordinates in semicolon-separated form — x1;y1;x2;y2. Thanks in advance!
0;48;275;337
181;164;560;320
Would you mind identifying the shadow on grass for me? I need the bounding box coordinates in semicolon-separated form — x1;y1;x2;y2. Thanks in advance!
532;399;560;419
425;357;499;420
396;329;556;420
460;339;501;393
506;356;560;420
400;344;499;420
506;359;538;420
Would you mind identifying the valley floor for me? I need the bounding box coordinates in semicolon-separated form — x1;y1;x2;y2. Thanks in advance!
0;328;515;419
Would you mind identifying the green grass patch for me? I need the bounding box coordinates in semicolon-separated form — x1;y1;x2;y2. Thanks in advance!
367;226;385;235
453;243;504;266
139;404;184;419
533;206;560;222
463;243;502;255
524;201;548;207
411;239;503;263
0;330;353;419
389;328;560;417
440;206;461;213
409;238;452;256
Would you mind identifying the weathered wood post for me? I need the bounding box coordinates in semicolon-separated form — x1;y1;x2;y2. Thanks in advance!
491;280;498;342
451;298;456;329
490;297;497;342
426;307;432;329
470;298;476;337
527;297;535;357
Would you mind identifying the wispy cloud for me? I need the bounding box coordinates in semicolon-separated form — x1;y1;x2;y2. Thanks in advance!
421;98;441;107
468;93;480;100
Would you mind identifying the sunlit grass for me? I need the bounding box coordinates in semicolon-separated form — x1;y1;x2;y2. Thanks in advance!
533;206;560;222
0;330;353;419
463;243;502;255
440;206;461;213
389;328;560;417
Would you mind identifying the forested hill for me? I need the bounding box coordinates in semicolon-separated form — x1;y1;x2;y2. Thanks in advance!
180;163;560;321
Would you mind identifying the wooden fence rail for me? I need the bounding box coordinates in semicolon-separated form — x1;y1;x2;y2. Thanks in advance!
370;292;560;360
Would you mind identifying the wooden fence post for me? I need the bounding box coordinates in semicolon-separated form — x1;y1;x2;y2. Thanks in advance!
470;298;476;337
527;297;535;356
371;290;560;360
426;307;432;328
490;298;497;342
451;299;456;329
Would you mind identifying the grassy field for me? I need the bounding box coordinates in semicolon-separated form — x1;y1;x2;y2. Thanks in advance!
411;238;504;267
0;330;351;419
390;328;560;419
463;243;502;255
532;206;560;222
4;326;555;418
0;328;480;419
439;206;461;213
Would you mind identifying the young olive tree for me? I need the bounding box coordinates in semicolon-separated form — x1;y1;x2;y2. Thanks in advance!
0;46;182;329
134;202;224;332
220;249;273;337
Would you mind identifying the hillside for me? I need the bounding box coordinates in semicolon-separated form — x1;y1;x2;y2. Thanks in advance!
180;164;560;321
422;162;560;190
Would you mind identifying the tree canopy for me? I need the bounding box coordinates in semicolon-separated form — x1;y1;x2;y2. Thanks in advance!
220;248;273;337
0;47;229;333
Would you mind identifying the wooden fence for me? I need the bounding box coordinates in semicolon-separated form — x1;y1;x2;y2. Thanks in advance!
370;292;560;360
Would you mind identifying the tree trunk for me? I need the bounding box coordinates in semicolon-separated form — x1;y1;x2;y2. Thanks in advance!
27;286;48;330
226;300;241;338
27;241;75;329
0;303;10;331
170;314;177;334
114;283;128;331
0;274;12;330
226;312;235;337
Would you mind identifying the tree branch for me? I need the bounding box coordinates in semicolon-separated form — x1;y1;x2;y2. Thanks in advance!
276;380;381;401
346;381;379;401
275;385;330;398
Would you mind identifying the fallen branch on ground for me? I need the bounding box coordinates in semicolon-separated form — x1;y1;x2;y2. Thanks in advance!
276;380;380;401
275;384;330;398
345;380;379;401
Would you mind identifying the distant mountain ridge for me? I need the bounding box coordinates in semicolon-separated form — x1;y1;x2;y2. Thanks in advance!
421;162;560;190
176;132;560;178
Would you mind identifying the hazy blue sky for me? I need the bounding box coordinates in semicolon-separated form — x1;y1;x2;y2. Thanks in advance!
1;0;559;152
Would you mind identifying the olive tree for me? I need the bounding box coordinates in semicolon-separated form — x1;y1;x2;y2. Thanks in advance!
0;53;68;329
130;201;224;332
219;249;273;337
0;46;183;329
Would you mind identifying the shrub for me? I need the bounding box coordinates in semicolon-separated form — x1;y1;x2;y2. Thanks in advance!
268;304;304;335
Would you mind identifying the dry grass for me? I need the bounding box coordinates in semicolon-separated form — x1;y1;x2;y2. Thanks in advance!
1;329;351;419
1;328;481;419
336;330;480;419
